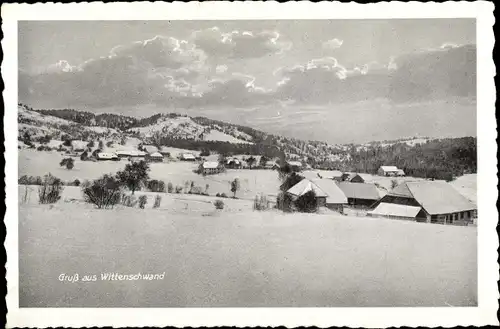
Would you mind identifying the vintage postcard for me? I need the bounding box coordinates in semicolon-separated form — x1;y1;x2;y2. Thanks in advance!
2;1;498;328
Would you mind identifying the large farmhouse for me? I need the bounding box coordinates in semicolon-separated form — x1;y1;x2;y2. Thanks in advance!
286;178;347;212
96;152;119;161
337;182;380;208
116;150;147;160
370;181;477;225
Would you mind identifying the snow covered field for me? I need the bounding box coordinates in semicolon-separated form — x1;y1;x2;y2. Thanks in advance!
19;199;477;307
19;149;281;200
19;149;476;203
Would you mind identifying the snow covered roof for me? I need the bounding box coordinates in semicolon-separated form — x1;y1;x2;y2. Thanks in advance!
337;182;380;200
370;203;422;218
300;171;322;180
116;150;146;157
143;145;158;153
380;166;399;172
201;161;220;169
390;181;477;215
311;179;348;204
181;153;196;159
317;170;343;179
264;161;278;167
97;152;118;159
287;161;303;167
286;179;328;198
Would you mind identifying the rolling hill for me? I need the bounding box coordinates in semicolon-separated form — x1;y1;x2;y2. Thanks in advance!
18;104;477;180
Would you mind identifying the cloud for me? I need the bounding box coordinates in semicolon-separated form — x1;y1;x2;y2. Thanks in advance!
45;60;81;73
322;38;343;50
110;35;206;71
191;27;292;60
273;44;476;104
19;35;476;111
215;65;228;74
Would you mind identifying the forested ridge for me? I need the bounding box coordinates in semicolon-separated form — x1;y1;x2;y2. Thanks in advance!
22;104;477;180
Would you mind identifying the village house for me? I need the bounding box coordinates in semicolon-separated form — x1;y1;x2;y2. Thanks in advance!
180;153;196;161
199;161;225;175
370;181;477;225
142;145;158;154
158;147;172;157
264;161;280;170
96;152;119;161
146;152;164;162
341;172;365;183
116;150;147;160
286;178;347;212
317;170;343;181
287;161;303;172
337;182;381;208
378;166;405;177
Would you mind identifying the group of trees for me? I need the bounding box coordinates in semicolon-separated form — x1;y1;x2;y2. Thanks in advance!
341;137;477;181
275;162;317;213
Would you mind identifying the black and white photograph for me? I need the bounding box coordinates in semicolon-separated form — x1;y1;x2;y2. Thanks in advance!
3;2;497;328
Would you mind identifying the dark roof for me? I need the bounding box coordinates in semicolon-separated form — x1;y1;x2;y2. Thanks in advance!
337;182;380;200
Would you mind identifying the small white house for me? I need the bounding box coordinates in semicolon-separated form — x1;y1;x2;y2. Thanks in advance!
147;152;164;162
97;152;119;161
287;161;303;171
199;161;224;175
180;153;196;161
378;166;404;177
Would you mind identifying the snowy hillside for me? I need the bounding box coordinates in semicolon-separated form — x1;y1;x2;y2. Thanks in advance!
127;115;253;144
18;105;121;141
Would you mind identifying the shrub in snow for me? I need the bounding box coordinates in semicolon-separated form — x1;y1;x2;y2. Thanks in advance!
175;185;183;194
214;200;224;210
390;179;398;189
38;173;64;204
82;174;122;209
167;182;173;193
60;157;74;170
276;192;293;212
295;190;318;213
80;150;89;161
153;194;162;208
121;194;138;208
253;194;270;211
21;186;30;204
230;178;240;198
147;179;165;193
138;195;148;209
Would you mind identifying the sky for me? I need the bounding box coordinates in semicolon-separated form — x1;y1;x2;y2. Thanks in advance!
18;19;477;143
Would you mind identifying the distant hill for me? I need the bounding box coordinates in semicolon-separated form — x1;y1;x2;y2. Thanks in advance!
18;104;477;180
